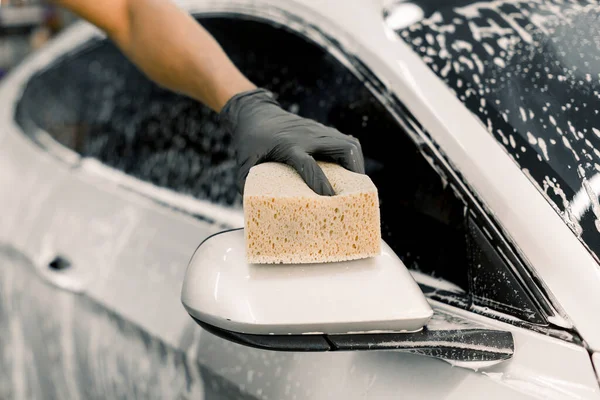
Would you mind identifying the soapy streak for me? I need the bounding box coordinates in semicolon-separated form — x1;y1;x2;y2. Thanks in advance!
377;339;512;354
582;178;600;233
410;270;466;294
444;359;505;370
571;173;600;223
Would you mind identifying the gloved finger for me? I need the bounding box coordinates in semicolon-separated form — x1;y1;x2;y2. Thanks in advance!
286;149;335;196
346;134;364;158
236;155;259;195
311;135;365;174
334;132;365;168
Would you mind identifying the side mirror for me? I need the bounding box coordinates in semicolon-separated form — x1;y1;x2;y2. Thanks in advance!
181;229;514;364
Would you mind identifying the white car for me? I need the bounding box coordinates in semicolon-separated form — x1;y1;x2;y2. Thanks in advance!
1;0;600;399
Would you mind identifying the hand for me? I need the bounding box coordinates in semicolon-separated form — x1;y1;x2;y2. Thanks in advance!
219;88;365;196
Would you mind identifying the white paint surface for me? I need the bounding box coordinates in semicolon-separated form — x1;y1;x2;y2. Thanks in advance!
181;229;433;335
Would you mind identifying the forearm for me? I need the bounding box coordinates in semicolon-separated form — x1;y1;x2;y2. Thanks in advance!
53;0;255;112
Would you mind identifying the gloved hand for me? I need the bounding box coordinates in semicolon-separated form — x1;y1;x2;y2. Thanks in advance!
219;88;365;196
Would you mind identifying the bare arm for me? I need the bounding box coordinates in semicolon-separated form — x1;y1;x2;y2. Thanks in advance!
53;0;256;112
42;0;365;195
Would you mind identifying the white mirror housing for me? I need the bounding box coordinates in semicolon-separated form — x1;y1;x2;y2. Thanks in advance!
181;229;514;365
181;228;433;336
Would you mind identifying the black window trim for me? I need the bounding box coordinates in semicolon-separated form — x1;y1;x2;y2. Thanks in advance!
383;92;585;342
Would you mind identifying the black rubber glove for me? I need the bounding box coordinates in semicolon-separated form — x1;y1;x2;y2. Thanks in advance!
219;88;365;196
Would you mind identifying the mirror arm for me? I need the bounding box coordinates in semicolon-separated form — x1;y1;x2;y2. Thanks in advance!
193;317;514;363
329;328;514;362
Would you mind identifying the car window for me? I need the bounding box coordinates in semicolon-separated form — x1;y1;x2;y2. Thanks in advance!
385;0;600;264
466;212;548;323
17;16;392;207
15;14;546;324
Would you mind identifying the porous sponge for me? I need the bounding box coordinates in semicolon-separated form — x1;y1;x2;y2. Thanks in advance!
243;161;381;264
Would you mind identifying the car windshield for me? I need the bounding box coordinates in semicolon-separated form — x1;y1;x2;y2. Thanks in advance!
386;0;600;262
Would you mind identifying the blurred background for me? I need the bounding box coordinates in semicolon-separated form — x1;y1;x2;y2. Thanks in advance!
0;2;77;79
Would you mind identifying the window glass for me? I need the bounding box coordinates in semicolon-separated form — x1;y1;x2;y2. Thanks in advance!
385;0;600;263
466;216;547;323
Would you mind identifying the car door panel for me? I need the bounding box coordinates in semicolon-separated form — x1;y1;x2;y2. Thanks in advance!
0;247;252;400
0;131;71;249
0;125;252;398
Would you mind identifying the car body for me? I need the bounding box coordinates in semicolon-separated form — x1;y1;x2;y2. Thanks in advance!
1;0;600;398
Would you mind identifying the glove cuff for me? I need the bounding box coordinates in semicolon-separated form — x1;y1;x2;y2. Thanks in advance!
219;88;279;132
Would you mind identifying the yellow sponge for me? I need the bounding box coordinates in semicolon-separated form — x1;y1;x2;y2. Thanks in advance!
243;161;381;264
